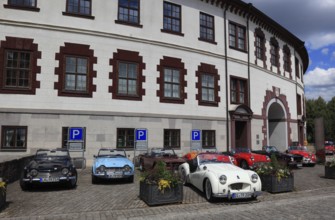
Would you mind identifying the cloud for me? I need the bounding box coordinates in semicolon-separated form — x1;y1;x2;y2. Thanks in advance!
321;48;329;55
304;67;335;101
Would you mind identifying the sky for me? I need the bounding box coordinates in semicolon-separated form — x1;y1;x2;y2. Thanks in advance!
245;0;335;102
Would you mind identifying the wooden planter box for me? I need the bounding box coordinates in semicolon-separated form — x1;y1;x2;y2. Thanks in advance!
260;174;294;193
139;181;183;206
325;166;335;179
0;187;6;210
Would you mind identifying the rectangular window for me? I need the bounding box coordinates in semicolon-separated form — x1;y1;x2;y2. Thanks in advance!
297;94;302;115
8;0;36;7
230;77;247;104
4;50;31;89
66;0;92;15
199;12;214;42
255;35;263;59
117;62;138;96
163;68;180;98
117;128;134;148
62;127;86;150
163;2;181;33
270;44;278;67
1;126;27;151
64;56;88;92
201;74;215;102
118;0;140;24
229;22;246;51
295;57;300;79
164;129;180;149
202;130;215;148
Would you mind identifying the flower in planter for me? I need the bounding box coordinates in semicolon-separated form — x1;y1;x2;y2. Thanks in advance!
140;161;181;193
255;154;293;182
0;180;6;194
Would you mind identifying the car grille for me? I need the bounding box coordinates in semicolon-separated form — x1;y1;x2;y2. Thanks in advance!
36;171;63;178
106;168;123;172
230;183;243;190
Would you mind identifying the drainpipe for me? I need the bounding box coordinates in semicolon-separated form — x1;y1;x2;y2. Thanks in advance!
247;4;252;106
224;6;229;152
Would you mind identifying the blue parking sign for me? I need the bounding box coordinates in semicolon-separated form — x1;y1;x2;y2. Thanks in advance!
69;127;83;141
136;129;147;141
191;130;201;141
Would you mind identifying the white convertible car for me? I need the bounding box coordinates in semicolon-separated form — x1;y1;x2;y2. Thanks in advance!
179;152;262;201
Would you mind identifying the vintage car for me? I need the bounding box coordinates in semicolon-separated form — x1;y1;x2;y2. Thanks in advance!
184;151;238;166
287;146;316;166
92;148;134;183
252;146;303;168
139;147;186;171
224;148;271;170
316;141;335;163
179;152;261;202
20;148;77;190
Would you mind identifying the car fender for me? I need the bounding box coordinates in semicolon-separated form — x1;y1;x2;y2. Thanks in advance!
202;171;220;194
179;162;190;176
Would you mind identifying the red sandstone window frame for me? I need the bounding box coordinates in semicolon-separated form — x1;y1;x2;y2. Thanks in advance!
157;56;187;104
230;76;248;105
0;37;41;95
229;21;247;52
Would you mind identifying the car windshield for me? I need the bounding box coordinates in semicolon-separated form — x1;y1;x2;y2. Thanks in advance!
198;154;230;165
234;148;251;153
289;146;307;151
265;146;278;153
35;149;69;159
98;149;126;157
150;148;175;157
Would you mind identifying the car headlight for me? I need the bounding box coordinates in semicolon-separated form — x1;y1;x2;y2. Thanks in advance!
219;175;227;184
251;174;258;183
229;156;235;164
266;156;270;161
29;169;38;177
97;165;106;173
251;156;255;161
123;165;132;172
61;168;69;175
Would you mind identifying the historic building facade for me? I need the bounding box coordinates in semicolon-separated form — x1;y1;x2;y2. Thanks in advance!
0;0;308;163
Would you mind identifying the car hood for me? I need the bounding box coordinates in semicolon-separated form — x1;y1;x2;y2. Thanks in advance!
289;150;311;157
94;157;133;168
203;163;252;181
238;152;268;162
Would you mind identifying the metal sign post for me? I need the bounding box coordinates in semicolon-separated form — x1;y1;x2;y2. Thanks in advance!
191;129;202;151
133;128;148;167
67;127;85;169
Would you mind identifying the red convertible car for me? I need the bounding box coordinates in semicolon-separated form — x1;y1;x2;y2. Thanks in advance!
287;146;316;166
225;148;271;170
138;148;185;171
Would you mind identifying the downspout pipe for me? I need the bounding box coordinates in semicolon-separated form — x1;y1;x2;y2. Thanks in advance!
224;6;229;152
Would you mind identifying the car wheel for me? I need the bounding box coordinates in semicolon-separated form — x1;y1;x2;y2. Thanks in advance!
181;168;189;186
68;172;77;189
20;180;31;191
128;175;134;183
240;160;249;170
92;175;99;184
204;179;214;202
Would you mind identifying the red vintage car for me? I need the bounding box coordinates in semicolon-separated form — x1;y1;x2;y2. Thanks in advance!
183;151;238;166
225;148;271;170
138;148;186;171
315;141;334;163
287;146;316;166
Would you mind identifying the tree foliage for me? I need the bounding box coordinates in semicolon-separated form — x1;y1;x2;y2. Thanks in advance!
306;96;335;143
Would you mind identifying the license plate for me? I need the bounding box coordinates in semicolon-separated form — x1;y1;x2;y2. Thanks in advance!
232;192;252;199
40;177;59;183
297;163;303;167
107;171;123;178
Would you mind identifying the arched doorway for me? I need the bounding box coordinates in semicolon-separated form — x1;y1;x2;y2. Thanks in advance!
267;99;287;151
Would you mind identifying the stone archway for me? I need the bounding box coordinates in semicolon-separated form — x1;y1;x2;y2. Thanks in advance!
267;100;287;151
261;87;292;149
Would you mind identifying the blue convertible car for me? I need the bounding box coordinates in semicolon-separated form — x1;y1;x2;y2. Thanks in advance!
92;148;134;183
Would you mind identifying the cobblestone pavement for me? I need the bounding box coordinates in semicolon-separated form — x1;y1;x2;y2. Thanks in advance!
0;165;334;220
